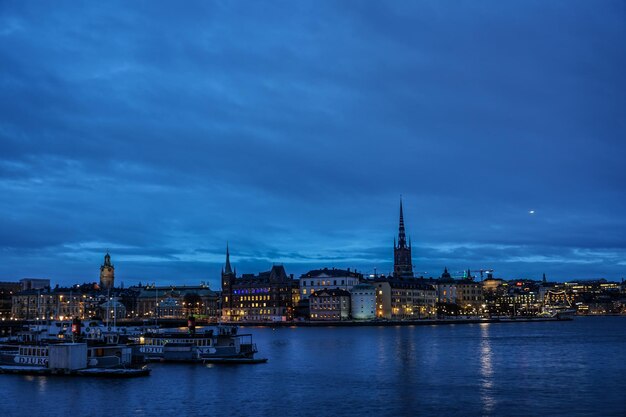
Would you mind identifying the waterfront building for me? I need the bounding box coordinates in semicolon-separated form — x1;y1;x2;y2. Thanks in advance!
289;280;300;321
221;247;294;322
436;268;457;304
374;281;392;319
375;277;436;319
309;288;351;320
11;285;97;320
99;252;115;290
482;276;508;315
456;275;485;314
393;199;414;278
350;283;376;320
506;289;540;316
299;267;362;300
156;297;182;318
135;284;219;320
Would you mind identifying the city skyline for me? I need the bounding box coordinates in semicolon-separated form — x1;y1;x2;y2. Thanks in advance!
1;1;625;285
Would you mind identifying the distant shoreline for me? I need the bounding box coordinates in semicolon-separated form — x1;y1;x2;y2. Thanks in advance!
5;315;624;331
235;317;571;327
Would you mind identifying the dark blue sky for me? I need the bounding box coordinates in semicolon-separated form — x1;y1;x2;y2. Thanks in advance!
1;1;625;287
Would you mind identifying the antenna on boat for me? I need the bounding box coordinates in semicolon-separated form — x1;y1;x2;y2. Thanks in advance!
113;290;117;331
154;282;158;327
106;287;111;329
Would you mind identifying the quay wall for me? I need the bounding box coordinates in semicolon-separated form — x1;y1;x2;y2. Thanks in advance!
0;317;571;330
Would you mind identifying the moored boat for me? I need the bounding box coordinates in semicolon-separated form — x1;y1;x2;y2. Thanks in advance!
136;316;267;364
0;319;150;377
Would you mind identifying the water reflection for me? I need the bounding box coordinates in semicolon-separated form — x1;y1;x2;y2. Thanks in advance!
36;376;47;392
479;323;495;415
2;319;625;417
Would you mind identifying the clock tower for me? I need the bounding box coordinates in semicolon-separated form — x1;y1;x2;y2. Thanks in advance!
99;252;115;290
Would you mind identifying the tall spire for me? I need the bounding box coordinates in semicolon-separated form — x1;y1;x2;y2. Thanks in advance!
398;197;407;248
393;196;413;278
224;243;233;275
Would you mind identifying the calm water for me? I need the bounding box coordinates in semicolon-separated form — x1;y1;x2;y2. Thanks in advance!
1;317;626;417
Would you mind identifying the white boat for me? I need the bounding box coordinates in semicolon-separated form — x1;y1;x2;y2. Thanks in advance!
0;319;150;377
539;305;576;320
540;290;576;320
136;322;265;363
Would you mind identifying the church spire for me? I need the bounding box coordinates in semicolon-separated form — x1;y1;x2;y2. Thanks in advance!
393;197;413;278
224;243;233;275
398;197;407;248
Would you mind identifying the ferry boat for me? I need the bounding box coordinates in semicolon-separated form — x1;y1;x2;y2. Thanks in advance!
24;319;143;344
539;290;576;320
137;317;266;364
539;306;576;320
0;319;150;377
0;342;133;368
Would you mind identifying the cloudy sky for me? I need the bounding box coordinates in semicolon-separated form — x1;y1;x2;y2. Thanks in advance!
1;1;625;287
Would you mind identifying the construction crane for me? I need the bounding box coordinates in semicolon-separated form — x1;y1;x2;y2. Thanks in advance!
470;269;494;280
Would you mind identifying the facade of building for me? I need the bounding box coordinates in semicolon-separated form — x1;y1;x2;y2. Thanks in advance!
375;278;437;319
99;252;115;290
375;281;392;319
299;268;362;300
436;268;457;304
135;285;219;320
393;200;413;278
456;277;485;314
350;283;376;320
309;288;351;321
11;285;97;320
221;247;294;322
483;277;506;294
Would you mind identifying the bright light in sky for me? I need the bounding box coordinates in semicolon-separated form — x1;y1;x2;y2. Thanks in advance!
529;210;535;215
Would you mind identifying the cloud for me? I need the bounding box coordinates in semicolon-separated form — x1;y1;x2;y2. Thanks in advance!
0;1;624;285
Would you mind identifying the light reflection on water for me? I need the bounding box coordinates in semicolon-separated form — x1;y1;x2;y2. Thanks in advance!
1;317;626;417
479;323;495;415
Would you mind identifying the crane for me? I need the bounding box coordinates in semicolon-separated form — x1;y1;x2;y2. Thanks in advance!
470;269;494;280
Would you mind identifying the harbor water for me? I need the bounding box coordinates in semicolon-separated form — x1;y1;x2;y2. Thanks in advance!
1;316;625;417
